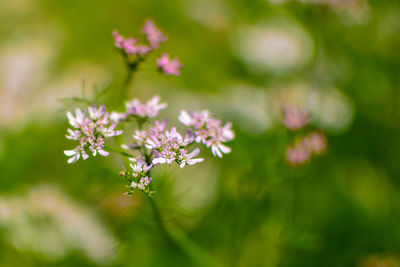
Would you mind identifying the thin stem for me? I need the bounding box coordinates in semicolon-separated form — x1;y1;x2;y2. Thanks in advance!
104;145;134;158
149;199;222;267
122;67;134;101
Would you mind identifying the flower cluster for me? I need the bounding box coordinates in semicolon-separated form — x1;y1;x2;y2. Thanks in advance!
286;131;327;165
113;20;182;76
178;110;234;158
111;96;167;122
146;127;203;167
114;99;234;196
64;104;123;164
125;118;204;169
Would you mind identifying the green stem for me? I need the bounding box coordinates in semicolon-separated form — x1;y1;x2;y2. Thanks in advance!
122;67;134;101
104;145;134;158
149;199;222;267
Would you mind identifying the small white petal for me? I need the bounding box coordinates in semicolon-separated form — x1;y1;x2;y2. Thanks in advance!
178;110;193;126
98;149;109;156
152;158;166;165
64;150;76;156
218;144;231;154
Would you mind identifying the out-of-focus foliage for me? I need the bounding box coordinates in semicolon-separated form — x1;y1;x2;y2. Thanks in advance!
0;0;399;266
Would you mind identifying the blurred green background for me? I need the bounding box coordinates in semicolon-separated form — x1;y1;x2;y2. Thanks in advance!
0;0;399;266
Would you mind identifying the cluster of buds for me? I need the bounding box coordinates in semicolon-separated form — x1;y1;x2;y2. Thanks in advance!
113;20;182;76
178;110;235;158
281;105;327;165
64;104;123;164
120;158;154;196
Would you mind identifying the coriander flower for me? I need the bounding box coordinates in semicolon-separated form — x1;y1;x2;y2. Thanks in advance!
111;96;167;122
64;104;122;164
178;110;234;158
178;147;204;168
145;127;203;167
142;20;167;49
112;30;151;57
157;54;183;76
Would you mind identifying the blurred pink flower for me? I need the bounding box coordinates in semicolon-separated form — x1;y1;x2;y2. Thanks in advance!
286;140;311;165
281;105;308;131
286;131;327;166
306;131;327;154
112;30;151;57
157;54;183;76
142;20;167;49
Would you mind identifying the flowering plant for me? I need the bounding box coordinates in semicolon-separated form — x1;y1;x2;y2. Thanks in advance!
64;20;234;197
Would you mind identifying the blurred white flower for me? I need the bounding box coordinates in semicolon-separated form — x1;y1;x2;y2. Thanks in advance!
0;184;117;264
231;18;314;74
218;81;353;133
184;0;232;30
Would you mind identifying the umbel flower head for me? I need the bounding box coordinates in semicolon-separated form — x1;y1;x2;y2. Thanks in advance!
157;54;183;76
111;95;167;122
145;127;204;167
64;104;123;164
142;20;167;49
179;110;234;157
112;20;182;76
124;119;204;169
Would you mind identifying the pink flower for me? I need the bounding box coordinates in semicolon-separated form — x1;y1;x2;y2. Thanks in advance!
142;20;167;49
112;30;151;57
157;54;183;76
125;96;167;118
286;140;311;165
130;158;153;177
144;126;202;167
178;110;234;158
112;96;167;123
178;148;204;168
281;105;308;131
112;30;125;48
286;131;327;166
64;104;123;163
306;131;327;154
